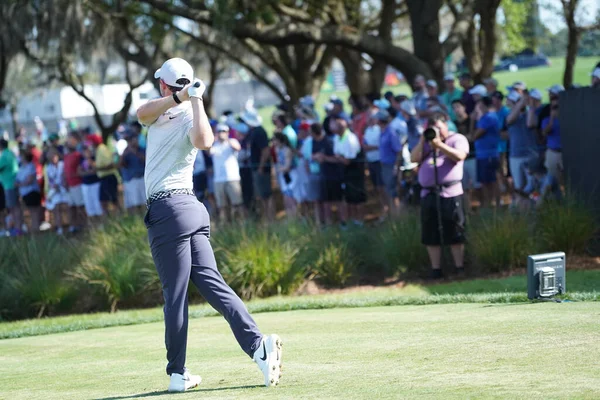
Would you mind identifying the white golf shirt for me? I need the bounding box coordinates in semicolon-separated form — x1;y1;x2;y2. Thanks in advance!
144;102;197;198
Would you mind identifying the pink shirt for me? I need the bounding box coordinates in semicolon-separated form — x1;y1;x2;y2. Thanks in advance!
418;133;469;198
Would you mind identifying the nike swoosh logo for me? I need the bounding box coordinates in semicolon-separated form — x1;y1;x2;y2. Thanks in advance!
169;116;177;120
260;343;267;361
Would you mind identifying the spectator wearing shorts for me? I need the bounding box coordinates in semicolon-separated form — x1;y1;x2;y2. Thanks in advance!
505;91;539;206
273;132;298;219
301;122;327;225
473;96;500;208
90;134;121;216
492;91;510;195
377;110;403;217
64;133;86;231
243;108;274;221
45;148;70;234
0;139;22;235
362;110;385;213
15;151;43;233
329;115;365;226
79;145;103;225
452;99;479;211
411;114;469;279
120;133;146;214
210;124;244;222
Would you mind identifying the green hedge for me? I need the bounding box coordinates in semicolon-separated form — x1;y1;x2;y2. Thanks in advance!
0;201;597;321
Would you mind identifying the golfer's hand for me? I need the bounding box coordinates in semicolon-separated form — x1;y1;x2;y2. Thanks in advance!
188;79;206;100
431;137;442;149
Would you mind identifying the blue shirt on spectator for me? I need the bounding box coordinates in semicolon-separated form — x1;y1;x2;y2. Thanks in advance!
15;162;39;197
541;117;561;150
121;149;145;182
508;113;538;158
475;112;500;159
496;105;510;153
406;117;423;152
379;126;402;165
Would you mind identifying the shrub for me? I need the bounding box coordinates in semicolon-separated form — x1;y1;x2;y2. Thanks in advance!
536;199;598;255
0;236;78;319
374;214;429;277
70;218;157;312
213;227;307;299
468;211;536;273
312;242;358;287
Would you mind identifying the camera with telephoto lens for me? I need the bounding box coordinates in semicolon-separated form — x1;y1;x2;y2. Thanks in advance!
424;126;440;141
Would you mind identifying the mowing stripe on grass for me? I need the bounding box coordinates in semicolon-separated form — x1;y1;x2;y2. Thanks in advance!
1;286;598;340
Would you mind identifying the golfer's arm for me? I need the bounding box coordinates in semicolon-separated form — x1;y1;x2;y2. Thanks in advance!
136;96;178;126
189;98;214;150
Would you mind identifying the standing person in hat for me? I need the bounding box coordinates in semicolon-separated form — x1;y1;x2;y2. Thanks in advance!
89;134;121;217
136;58;282;393
79;136;104;226
240;104;275;221
119;131;146;214
473;96;501;208
441;74;463;122
505;91;539;206
377;110;404;217
541;85;565;183
209;123;245;222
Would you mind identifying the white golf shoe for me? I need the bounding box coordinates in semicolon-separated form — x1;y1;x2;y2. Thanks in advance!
168;370;202;392
253;334;283;387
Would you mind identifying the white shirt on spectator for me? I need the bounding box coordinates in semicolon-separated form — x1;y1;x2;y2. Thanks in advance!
363;125;381;162
334;130;361;160
210;139;241;183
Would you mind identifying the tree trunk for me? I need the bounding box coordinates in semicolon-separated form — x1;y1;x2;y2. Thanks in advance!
461;0;501;83
563;26;580;88
406;0;444;85
336;49;387;98
10;102;18;138
478;0;500;81
203;54;224;118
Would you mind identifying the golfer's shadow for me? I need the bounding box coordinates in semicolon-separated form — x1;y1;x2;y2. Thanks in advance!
95;385;262;399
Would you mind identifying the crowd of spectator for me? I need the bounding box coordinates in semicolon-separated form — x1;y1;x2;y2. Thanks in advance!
0;63;598;239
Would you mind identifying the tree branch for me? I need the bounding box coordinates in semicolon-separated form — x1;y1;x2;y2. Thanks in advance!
441;0;477;56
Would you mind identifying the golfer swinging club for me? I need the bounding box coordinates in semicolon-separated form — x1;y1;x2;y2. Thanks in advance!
137;58;282;393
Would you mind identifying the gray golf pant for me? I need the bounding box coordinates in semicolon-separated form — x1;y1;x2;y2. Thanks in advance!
145;194;263;375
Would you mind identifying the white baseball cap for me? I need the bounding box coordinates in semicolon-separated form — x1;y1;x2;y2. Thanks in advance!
443;73;455;81
399;100;417;116
216;123;230;133
469;84;487;97
426;79;438;88
154;58;194;88
529;89;542;101
591;67;600;79
547;84;565;95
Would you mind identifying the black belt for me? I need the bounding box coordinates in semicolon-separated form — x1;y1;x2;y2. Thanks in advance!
422;180;461;191
146;188;195;208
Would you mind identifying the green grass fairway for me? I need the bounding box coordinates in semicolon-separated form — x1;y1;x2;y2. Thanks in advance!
1;303;599;399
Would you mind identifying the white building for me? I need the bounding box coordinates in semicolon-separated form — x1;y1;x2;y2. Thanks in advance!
0;82;158;137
